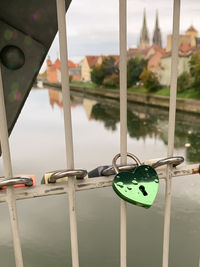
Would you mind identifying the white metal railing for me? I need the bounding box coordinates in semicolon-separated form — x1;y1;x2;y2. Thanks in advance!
163;0;181;266
56;0;79;266
119;0;127;266
0;162;198;203
0;66;24;267
0;0;199;267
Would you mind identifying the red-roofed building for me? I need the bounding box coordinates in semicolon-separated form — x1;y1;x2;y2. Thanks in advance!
81;55;119;81
54;59;61;69
128;44;165;62
148;51;165;76
179;43;193;56
81;56;103;81
159;44;193;86
68;60;76;68
166;25;198;52
46;57;81;83
127;47;150;60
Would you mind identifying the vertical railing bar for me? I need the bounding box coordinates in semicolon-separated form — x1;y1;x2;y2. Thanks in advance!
162;0;181;267
119;0;127;267
56;1;79;267
0;66;24;267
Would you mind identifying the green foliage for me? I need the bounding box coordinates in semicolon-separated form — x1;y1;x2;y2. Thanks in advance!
91;103;119;131
91;65;104;85
103;73;119;88
177;71;192;92
127;57;147;87
101;56;119;76
139;68;160;92
189;54;200;89
91;56;119;87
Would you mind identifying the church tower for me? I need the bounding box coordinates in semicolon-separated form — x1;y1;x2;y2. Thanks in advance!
139;9;150;49
153;11;162;48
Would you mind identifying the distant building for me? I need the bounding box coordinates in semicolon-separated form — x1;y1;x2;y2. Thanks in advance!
159;43;193;85
152;11;162;48
127;47;150;60
46;58;60;83
147;45;166;78
46;57;81;83
129;12;200;86
166;25;198;52
128;44;164;61
160;25;200;85
185;25;198;38
139;9;150;49
146;44;165;60
81;55;119;82
138;10;162;49
128;10;163;68
81;56;103;81
68;61;81;81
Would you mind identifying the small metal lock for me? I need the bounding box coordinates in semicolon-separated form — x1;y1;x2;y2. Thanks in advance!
112;153;159;209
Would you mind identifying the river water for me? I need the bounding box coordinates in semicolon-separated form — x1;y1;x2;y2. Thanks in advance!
0;86;199;267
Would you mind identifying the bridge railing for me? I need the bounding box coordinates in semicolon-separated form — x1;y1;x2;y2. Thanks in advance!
0;1;199;267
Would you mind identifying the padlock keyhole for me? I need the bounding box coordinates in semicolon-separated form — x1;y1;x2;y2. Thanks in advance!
139;185;148;196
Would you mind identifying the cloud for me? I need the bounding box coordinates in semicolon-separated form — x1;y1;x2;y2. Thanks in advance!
46;0;200;63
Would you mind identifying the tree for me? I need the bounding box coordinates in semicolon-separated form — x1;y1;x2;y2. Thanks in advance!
127;57;147;87
91;65;104;85
139;68;160;92
91;56;119;86
177;71;192;92
103;73;119;88
189;53;200;89
101;56;119;77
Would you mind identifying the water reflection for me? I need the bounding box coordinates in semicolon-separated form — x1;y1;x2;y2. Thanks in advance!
0;86;199;267
48;88;82;109
91;99;200;163
48;89;63;108
92;99;200;163
47;87;200;163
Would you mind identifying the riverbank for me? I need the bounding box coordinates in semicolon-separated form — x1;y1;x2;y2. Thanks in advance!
43;81;200;114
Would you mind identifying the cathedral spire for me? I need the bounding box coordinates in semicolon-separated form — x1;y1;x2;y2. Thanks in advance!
139;9;150;49
153;10;162;48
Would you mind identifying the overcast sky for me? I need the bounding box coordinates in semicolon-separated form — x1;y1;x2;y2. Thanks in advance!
45;0;200;66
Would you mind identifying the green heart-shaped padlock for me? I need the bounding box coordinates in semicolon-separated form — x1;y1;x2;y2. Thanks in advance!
112;153;159;209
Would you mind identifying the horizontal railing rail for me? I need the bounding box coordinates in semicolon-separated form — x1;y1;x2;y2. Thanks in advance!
1;0;198;266
0;163;198;203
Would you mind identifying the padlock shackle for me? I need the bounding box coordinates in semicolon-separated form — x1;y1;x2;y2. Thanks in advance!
49;169;88;183
152;156;184;169
112;153;142;174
